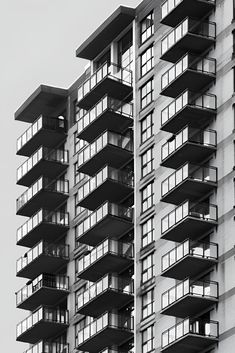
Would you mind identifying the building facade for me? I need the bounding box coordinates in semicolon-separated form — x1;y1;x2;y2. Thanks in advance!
15;0;235;352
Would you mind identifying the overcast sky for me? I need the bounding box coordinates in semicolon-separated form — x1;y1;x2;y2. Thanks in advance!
0;0;139;351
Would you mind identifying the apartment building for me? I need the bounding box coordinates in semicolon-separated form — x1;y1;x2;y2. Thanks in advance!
15;0;235;352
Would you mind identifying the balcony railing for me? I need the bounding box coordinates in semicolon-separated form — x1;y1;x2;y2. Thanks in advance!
16;241;69;275
23;341;69;353
16;274;69;307
162;318;219;350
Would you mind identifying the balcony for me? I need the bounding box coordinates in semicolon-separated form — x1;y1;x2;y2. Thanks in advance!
77;238;133;282
17;147;69;187
77;96;133;143
161;126;217;169
161;318;218;353
76;274;134;317
77;131;133;176
161;18;215;63
161;239;218;280
161;0;216;27
16;177;69;217
77;166;134;211
16;209;69;248
23;341;69;353
161;201;218;242
161;279;218;318
161;90;217;134
161;54;216;98
76;202;133;246
77;63;133;110
16;115;67;157
16;306;69;343
16;241;69;279
16;274;69;310
161;164;217;205
76;312;133;353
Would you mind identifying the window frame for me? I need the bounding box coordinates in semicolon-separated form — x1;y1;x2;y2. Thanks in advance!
142;324;154;353
141;182;154;213
141;112;154;144
141;253;154;284
140;46;154;77
140;78;154;110
141;217;154;248
142;289;155;320
140;11;154;45
141;147;154;178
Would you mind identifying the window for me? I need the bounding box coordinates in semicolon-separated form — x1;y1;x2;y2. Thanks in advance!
142;217;154;248
75;105;86;124
141;46;154;77
74;193;85;217
140;12;154;44
75;284;87;312
118;30;133;71
141;147;154;177
142;289;154;319
142;182;154;213
74;162;85;186
142;253;154;283
141;112;153;144
74;133;86;155
141;78;154;109
142;325;154;353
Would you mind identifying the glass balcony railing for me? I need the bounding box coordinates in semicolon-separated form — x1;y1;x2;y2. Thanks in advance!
161;163;217;197
16;177;69;212
161;54;216;91
162;239;218;273
77;63;132;102
78;130;133;168
161;18;216;57
77;238;134;276
76;202;133;241
17;147;69;183
16;209;69;244
16;274;69;307
162;278;218;310
16;306;69;339
161;90;217;128
161;126;217;162
16;241;69;275
76;312;133;347
17;115;66;153
77;95;133;136
23;341;69;353
162;318;219;349
76;274;134;312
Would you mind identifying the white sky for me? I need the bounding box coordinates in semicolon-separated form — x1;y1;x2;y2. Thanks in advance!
0;0;140;351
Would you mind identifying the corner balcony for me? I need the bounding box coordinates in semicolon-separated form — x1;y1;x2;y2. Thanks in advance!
16;177;69;217
23;341;69;353
161;18;216;63
16;115;67;157
161;279;218;318
161;126;217;169
17;147;69;187
77;238;134;282
16;209;69;248
161;163;217;205
161;201;218;242
77;166;134;211
76;274;134;317
16;274;69;311
161;318;219;353
161;239;218;280
161;0;215;27
16;241;69;279
77;63;133;110
161;54;216;98
161;90;217;134
77;131;133;176
16;306;69;343
76;312;133;353
76;202;133;246
77;95;133;143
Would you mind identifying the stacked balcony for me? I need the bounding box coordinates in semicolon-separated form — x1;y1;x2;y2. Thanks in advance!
23;341;69;353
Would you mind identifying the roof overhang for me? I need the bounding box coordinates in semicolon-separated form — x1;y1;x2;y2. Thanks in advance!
76;6;136;60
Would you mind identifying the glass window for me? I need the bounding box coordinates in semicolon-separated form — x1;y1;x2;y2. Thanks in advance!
141;147;154;177
142;289;154;319
141;112;153;143
141;78;154;109
142;253;154;283
141;46;154;77
118;30;133;71
74;162;85;186
74;133;87;155
140;12;154;44
74;193;85;217
142;217;154;248
142;182;154;213
142;325;154;353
